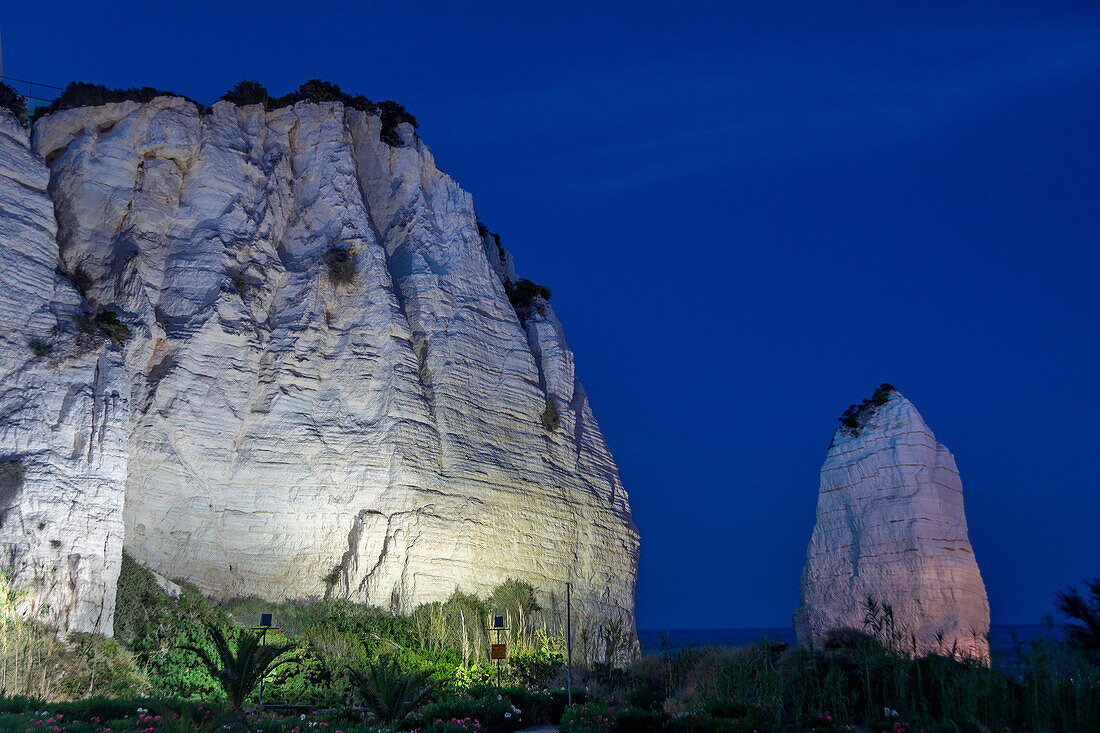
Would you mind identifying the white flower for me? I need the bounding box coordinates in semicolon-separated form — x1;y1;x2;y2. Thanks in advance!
497;695;502;700
504;713;511;719
300;715;306;721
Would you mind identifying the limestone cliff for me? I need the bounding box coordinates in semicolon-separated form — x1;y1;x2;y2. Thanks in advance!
793;386;989;659
0;97;638;638
0;112;129;634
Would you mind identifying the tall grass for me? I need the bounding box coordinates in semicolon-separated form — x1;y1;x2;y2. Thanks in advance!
694;634;1100;730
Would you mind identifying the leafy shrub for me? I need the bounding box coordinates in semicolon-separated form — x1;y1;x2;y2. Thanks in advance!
504;278;551;321
220;80;269;107
347;657;439;726
559;700;617;732
113;552;237;700
540;398;559;432
28;340;52;357
73;311;132;347
1057;575;1100;660
837;383;896;435
94;311;132;346
416;694;524;733
322;246;356;286
0;82;27;119
322;564;343;587
266;79;416;147
179;625;297;710
33;82;206;121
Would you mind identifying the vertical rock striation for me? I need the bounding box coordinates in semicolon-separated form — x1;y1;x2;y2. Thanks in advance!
20;97;637;637
0;111;129;634
794;387;989;659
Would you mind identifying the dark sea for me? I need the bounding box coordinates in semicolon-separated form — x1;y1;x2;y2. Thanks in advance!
637;626;1059;665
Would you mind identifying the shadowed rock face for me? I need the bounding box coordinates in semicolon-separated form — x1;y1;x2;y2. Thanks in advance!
0;112;129;634
0;97;637;639
794;390;989;660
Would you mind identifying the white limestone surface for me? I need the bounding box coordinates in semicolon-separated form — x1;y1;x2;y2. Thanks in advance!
793;390;990;660
29;98;638;641
0;111;129;634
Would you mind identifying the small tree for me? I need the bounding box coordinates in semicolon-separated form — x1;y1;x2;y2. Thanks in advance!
180;624;296;711
1057;576;1100;659
0;83;28;119
347;657;439;727
222;80;269;107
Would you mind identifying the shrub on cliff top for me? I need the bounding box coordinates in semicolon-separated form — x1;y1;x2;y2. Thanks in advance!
269;80;417;146
505;278;551;322
837;382;896;435
220;79;269;107
0;82;27;119
33;81;207;121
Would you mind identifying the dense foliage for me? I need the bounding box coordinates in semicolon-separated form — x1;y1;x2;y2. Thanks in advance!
0;83;27;120
503;278;551;322
30;79;417;148
837;382;896;435
1057;575;1100;660
32;82;207;121
322;247;356;286
5;556;1100;732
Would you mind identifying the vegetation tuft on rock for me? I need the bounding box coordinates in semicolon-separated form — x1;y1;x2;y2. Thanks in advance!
220;79;269;107
268;79;417;147
540;398;560;432
74;310;132;348
838;382;896;435
0;82;28;120
28;340;53;357
33;82;208;121
505;278;552;322
322;246;356;286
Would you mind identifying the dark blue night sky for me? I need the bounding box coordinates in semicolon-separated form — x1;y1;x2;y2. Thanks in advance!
5;1;1098;629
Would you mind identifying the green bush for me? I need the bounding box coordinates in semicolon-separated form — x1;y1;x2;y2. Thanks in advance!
28;340;52;357
559;699;617;732
221;80;269;107
113;552;237;701
540;399;559;432
323;246;356;286
415;694;524;733
837;382;896;435
94;311;132;346
1057;575;1100;660
266;80;416;147
504;278;551;322
33;82;207;121
0;82;27;120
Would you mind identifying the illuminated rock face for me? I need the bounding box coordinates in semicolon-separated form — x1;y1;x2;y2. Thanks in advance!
794;390;989;660
20;98;637;637
0;112;129;634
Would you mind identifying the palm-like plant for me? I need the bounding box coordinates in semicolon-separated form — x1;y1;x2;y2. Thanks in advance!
180;624;297;711
347;657;439;726
1057;575;1100;659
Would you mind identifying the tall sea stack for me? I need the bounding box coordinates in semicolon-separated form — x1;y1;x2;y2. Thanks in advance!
794;385;990;659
